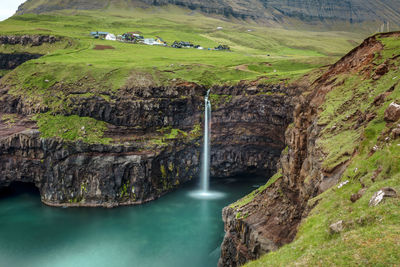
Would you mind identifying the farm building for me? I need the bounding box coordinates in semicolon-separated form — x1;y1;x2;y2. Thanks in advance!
105;33;116;41
90;31;109;39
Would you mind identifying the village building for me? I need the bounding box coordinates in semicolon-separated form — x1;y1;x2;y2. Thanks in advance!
105;33;116;41
144;38;157;45
122;32;144;42
90;31;108;39
155;36;167;46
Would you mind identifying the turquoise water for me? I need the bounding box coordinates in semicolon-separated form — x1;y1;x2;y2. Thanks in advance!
0;176;265;267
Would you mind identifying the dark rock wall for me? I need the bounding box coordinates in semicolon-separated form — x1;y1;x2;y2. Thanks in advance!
0;53;42;70
211;84;299;178
0;129;200;207
0;79;299;207
0;35;59;46
0;35;61;71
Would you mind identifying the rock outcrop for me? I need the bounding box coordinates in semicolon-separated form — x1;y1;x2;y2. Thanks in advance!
0;65;300;207
0;53;42;70
384;102;400;122
0;129;200;207
0;35;61;73
210;83;299;178
0;35;59;46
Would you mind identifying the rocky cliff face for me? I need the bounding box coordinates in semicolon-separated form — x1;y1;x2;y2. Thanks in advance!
16;0;400;30
0;53;42;70
0;46;300;206
219;32;400;266
210;82;299;178
0;35;61;77
0;128;200;207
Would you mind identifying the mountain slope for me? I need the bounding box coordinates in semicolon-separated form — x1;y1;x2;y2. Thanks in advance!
16;0;400;31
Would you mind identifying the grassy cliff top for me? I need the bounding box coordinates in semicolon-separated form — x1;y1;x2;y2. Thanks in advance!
0;7;364;87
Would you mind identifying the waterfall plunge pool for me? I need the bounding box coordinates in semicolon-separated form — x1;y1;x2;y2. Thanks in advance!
0;176;266;267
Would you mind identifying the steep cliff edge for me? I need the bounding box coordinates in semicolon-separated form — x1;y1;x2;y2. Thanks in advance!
210;82;300;178
0;35;64;78
219;32;400;266
0;42;301;207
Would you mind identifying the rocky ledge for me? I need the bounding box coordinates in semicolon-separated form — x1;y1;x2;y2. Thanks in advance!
0;127;199;207
0;66;301;207
0;35;62;74
0;35;60;46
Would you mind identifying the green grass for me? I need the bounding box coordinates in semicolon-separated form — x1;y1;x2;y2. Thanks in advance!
209;94;233;109
246;174;400;266
148;126;196;147
230;170;283;209
34;113;112;144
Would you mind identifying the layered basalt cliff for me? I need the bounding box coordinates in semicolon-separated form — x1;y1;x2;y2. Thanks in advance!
0;128;200;207
0;82;205;207
219;32;400;266
210;83;300;178
0;55;300;207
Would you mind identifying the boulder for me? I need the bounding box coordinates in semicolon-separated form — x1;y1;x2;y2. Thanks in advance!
350;188;367;203
368;187;398;206
375;63;389;76
392;125;400;139
329;220;344;234
384;102;400;122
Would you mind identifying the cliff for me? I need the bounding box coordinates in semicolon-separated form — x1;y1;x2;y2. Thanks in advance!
0;37;302;206
219;32;400;266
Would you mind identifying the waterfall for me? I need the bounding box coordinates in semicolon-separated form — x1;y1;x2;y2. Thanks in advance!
201;90;211;192
188;90;224;199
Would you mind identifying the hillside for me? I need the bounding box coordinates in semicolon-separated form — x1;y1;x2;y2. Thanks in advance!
219;32;400;266
16;0;400;31
0;7;362;85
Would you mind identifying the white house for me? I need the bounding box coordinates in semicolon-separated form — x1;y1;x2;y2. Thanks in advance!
105;33;116;41
144;38;157;45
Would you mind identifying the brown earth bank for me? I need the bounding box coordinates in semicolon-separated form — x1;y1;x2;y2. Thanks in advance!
218;32;399;267
0;59;304;207
93;45;115;50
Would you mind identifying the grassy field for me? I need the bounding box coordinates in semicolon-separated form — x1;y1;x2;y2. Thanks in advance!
0;6;364;87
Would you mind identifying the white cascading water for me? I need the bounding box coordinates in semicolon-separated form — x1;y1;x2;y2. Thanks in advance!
201;90;211;192
188;90;224;200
